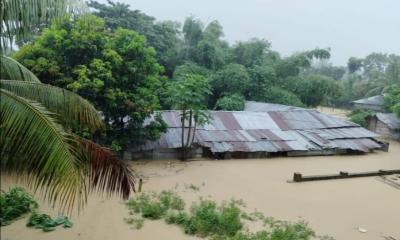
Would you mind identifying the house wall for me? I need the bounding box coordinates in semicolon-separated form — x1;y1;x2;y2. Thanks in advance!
368;118;400;140
126;147;203;160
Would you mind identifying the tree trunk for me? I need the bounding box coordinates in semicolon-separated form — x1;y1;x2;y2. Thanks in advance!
184;110;193;160
181;109;186;160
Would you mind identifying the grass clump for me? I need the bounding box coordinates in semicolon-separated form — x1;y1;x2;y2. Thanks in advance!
126;190;185;220
167;199;243;237
26;212;72;232
0;187;38;226
212;219;320;240
124;216;144;229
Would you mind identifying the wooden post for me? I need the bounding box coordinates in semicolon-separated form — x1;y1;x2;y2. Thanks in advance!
138;178;143;192
293;172;302;182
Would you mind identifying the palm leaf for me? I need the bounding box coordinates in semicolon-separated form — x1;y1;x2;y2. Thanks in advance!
1;0;88;50
1;80;104;131
80;139;136;199
0;89;86;211
0;55;40;82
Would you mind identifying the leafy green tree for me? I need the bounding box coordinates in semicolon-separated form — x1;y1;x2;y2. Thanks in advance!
88;0;182;76
13;16;166;151
305;62;346;80
1;0;134;210
231;39;271;67
182;16;204;61
348;109;373;127
247;64;277;101
166;74;211;160
276;49;331;79
210;64;250;105
287;75;343;107
173;61;210;78
384;84;400;117
214;94;245;111
347;57;363;74
258;86;305;107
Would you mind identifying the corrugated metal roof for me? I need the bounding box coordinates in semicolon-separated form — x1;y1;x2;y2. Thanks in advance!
135;107;383;154
376;113;400;130
352;95;385;106
245;101;304;112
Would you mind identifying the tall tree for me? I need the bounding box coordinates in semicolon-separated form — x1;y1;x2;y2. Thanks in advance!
13;16;166;151
166;74;211;160
88;0;182;76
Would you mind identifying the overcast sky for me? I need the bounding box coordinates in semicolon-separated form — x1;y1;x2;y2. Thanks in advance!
100;0;400;65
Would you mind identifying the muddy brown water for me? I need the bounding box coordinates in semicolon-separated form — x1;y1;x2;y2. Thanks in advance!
2;141;400;240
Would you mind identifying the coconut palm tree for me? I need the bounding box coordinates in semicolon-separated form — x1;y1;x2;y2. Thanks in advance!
1;0;135;211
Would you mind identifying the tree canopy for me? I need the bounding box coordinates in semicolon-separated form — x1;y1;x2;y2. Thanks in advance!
13;15;166;151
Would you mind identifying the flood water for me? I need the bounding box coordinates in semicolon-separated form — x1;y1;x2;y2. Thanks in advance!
2;141;400;240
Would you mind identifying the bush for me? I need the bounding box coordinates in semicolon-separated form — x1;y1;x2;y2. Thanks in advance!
125;191;331;239
126;190;185;220
165;211;190;225
187;200;220;236
255;87;305;107
125;216;144;229
0;187;38;226
215;94;246;111
348;109;372;127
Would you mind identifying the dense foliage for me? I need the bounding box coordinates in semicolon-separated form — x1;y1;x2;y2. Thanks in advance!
87;1;342;111
13;0;400;153
166;74;211;159
340;53;400;105
384;84;400;117
0;187;38;226
0;188;72;231
14;15;166;151
347;109;373;127
125;190;329;240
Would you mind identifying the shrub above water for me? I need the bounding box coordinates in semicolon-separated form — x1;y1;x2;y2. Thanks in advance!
0;187;38;226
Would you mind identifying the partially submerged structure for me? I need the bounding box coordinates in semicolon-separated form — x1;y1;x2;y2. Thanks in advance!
367;113;400;140
352;95;385;111
128;106;387;160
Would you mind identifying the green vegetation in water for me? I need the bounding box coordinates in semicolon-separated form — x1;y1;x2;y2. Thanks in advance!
27;212;73;232
124;216;144;229
126;190;185;220
125;190;333;239
0;187;38;226
0;187;72;232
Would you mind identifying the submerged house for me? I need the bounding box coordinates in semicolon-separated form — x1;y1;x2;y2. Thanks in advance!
352;95;385;112
127;105;387;160
367;113;400;140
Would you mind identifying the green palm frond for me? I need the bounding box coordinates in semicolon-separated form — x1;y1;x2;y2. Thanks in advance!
1;80;104;131
1;55;40;82
80;139;136;199
1;0;88;49
0;89;86;211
